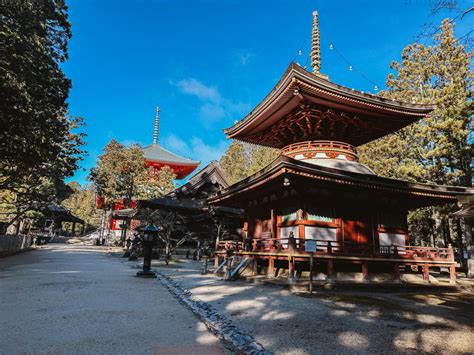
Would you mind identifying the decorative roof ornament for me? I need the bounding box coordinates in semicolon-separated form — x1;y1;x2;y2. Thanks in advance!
310;11;321;74
153;106;160;145
310;11;329;80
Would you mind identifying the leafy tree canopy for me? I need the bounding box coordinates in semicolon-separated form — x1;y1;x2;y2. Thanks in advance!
90;140;176;208
219;140;279;184
62;182;100;231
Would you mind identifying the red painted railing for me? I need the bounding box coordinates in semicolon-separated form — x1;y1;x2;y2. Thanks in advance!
216;238;454;262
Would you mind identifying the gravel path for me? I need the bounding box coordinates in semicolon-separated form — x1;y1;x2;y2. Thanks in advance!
0;245;224;355
156;257;474;354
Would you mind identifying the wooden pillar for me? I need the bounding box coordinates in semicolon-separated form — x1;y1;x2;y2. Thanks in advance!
393;263;401;283
298;224;305;252
268;257;275;278
71;222;76;236
422;264;430;282
214;255;219;268
449;264;456;284
270;209;276;239
252;257;258;276
362;261;369;283
327;259;335;283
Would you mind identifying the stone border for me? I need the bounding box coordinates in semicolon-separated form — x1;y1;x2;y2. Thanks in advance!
155;270;268;354
0;235;34;257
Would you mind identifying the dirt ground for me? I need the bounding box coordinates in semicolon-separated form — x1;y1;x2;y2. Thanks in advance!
154;256;474;354
0;245;224;355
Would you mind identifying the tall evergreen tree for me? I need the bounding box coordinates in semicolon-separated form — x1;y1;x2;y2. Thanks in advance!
359;19;472;248
360;19;472;187
1;0;85;227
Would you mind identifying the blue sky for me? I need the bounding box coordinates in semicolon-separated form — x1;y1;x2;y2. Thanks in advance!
64;0;472;185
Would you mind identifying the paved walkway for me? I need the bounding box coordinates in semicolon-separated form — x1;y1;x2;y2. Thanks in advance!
0;245;223;355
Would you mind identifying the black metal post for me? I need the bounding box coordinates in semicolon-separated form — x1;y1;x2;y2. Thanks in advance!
309;252;314;294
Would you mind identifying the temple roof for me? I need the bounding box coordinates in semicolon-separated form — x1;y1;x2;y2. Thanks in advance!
208;155;472;210
139;162;242;217
166;160;229;199
45;204;84;223
142;143;200;166
225;63;436;148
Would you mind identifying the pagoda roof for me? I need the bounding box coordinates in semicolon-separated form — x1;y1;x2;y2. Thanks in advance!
225;63;436;148
208;155;473;210
142;143;200;166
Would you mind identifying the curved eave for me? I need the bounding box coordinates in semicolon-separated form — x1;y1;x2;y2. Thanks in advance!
225;63;435;140
145;158;200;167
208;156;471;207
142;143;200;167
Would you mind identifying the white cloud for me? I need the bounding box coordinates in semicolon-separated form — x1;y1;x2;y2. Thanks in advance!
162;134;229;167
190;137;228;164
199;103;226;122
237;52;254;65
161;134;189;153
172;77;250;127
174;78;221;103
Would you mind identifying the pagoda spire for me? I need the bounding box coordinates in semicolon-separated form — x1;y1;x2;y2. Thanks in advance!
310;11;321;74
153;106;160;145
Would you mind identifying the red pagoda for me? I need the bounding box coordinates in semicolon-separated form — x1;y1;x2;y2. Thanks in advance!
108;107;200;237
142;107;200;179
209;11;473;284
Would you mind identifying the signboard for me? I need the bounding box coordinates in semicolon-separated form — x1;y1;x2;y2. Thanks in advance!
305;239;317;253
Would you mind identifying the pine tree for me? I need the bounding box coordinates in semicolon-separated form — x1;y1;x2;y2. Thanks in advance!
1;1;85;229
359;19;473;248
360;19;472;187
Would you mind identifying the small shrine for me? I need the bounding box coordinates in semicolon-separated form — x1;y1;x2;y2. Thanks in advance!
209;11;473;284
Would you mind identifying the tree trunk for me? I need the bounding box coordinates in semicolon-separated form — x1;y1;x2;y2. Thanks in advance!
455;218;465;269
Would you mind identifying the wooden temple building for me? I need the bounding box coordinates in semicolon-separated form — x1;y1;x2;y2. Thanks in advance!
139;161;244;248
209;11;473;283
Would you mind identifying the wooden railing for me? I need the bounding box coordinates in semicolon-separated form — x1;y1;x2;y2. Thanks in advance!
282;140;359;161
216;238;454;262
